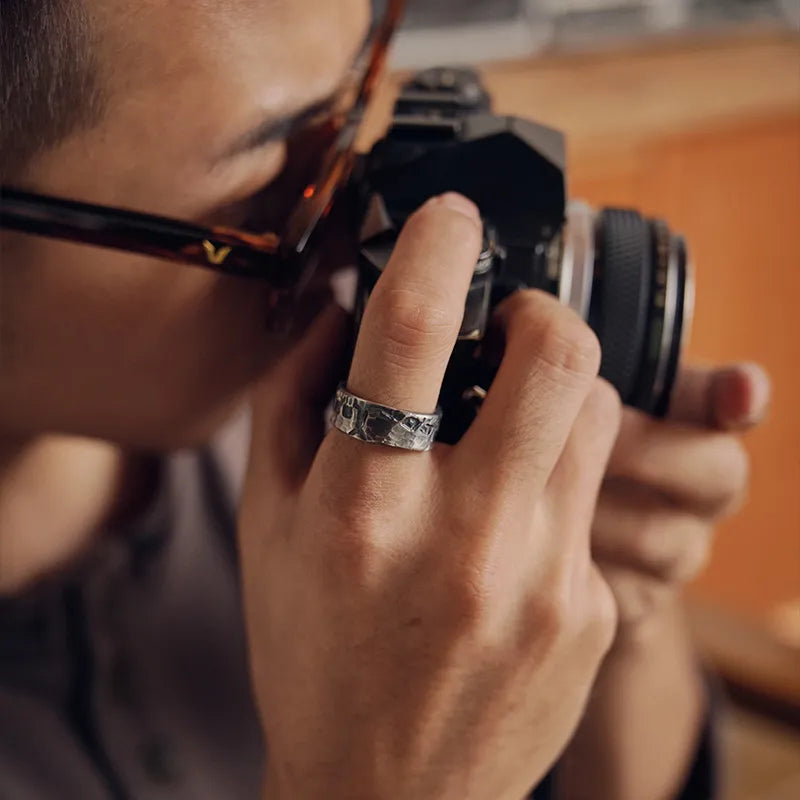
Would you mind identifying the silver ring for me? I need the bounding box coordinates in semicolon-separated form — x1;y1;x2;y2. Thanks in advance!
331;385;442;452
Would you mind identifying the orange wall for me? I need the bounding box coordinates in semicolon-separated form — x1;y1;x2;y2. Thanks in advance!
368;37;800;625
570;113;800;622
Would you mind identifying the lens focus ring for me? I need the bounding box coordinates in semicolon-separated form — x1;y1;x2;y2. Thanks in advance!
596;208;652;404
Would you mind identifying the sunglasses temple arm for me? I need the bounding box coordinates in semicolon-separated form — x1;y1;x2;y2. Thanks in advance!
0;189;284;281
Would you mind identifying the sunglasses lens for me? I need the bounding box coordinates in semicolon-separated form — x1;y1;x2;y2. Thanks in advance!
268;3;402;286
247;116;342;236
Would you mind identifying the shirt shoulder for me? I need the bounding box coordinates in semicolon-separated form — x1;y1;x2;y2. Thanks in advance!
0;407;263;800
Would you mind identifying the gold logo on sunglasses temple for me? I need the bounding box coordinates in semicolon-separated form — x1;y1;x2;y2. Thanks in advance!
202;240;233;265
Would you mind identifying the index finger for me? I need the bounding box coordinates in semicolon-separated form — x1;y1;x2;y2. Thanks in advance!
346;193;483;414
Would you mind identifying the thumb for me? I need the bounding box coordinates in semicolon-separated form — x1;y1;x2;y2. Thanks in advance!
250;303;351;489
667;362;771;431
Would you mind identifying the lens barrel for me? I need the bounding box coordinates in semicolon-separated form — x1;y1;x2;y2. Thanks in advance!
358;196;692;427
560;202;692;415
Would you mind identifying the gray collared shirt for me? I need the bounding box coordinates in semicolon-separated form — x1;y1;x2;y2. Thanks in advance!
0;417;264;799
0;414;715;799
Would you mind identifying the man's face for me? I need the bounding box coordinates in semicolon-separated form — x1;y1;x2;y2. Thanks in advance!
0;0;370;448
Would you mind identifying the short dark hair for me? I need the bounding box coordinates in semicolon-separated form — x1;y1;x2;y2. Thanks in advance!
0;0;103;182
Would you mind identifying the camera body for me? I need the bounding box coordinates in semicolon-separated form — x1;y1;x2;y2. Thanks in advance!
353;67;692;443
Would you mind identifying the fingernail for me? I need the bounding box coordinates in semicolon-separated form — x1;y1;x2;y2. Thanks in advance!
715;362;771;428
434;192;481;223
739;362;771;425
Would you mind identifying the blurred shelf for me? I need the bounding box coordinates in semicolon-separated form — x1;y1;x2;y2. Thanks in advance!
366;32;800;172
482;32;800;165
392;0;799;68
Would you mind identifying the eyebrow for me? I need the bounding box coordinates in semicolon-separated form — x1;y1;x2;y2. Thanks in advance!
218;90;342;163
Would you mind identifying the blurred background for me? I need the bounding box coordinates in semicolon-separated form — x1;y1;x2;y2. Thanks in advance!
367;2;799;797
392;0;799;65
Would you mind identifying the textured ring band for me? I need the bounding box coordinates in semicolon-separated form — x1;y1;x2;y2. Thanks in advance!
331;385;442;452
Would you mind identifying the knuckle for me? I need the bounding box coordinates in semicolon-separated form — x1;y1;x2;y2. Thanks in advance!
376;286;459;364
439;544;511;635
628;510;673;572
517;568;616;664
609;575;668;629
635;514;711;583
515;558;577;648
585;379;623;428
509;292;602;384
517;591;566;655
315;481;392;584
579;378;623;447
313;514;390;591
584;571;618;654
554;317;603;378
665;529;711;583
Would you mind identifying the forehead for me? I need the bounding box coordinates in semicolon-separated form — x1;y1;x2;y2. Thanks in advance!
75;0;362;177
39;0;371;212
100;0;371;131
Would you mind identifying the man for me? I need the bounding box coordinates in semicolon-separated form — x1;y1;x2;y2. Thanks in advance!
0;1;768;798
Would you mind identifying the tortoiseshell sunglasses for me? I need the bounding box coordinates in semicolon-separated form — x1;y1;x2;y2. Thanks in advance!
0;1;404;296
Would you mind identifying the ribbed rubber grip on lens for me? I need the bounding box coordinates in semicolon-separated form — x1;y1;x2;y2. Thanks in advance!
597;209;652;404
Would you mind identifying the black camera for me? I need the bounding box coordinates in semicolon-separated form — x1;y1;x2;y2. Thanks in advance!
352;67;694;443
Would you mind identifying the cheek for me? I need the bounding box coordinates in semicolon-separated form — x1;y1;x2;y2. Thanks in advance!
0;236;279;445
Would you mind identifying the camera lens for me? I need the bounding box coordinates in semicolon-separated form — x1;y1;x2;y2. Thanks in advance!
560;202;693;415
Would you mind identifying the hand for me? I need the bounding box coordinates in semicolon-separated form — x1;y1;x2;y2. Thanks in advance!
238;194;621;800
592;362;770;636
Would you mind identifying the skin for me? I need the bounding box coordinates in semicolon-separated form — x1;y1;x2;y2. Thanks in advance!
0;1;769;798
559;363;768;800
243;196;621;798
0;0;369;584
1;0;369;449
